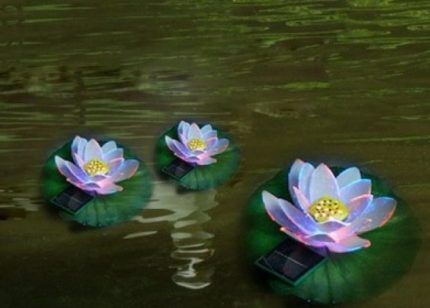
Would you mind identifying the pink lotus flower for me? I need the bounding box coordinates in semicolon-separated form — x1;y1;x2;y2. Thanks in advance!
262;159;396;253
55;136;139;195
165;121;229;166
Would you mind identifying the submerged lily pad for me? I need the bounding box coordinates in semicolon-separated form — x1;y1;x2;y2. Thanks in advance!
246;167;420;304
42;140;153;227
155;124;240;190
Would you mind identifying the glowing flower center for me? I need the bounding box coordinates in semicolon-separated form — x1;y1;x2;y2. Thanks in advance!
84;159;110;176
187;138;206;151
308;197;349;223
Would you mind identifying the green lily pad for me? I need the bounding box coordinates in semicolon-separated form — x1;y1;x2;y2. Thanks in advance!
245;167;421;304
41;140;153;227
155;124;240;190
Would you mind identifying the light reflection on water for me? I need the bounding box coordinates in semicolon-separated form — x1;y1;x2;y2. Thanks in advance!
126;181;217;290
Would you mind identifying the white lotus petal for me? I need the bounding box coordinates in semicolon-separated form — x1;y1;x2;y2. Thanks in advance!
165;136;191;158
355;197;396;234
208;138;229;155
337;167;361;189
178;121;190;144
276;195;319;235
55;156;88;183
103;148;124;162
111;160;139;182
288;159;304;197
309;164;340;202
200;124;213;136
346;194;373;222
187;123;203;140
84;139;103;162
340;179;372;204
292;186;311;211
262;191;307;237
298;162;315;201
101;141;117;154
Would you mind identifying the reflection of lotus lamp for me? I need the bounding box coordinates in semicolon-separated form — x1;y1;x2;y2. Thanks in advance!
127;182;217;290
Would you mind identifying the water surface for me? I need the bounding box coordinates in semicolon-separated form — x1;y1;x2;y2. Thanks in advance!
0;0;429;307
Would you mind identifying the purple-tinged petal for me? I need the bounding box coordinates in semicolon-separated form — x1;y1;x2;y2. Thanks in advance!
80;182;101;191
101;141;117;154
292;186;311;211
354;197;396;234
318;219;349;234
297;163;315;201
165;136;191;158
340;179;372;204
72;152;85;169
194;156;217;165
274;194;319;235
325;236;370;253
93;183;123;195
84;177;123;195
203;130;217;139
346;194;373;222
84;139;103;162
336;167;361;189
187;123;203;140
103;148;124;162
262;191;308;237
309;164;340;202
55;156;88;184
280;227;314;245
288;159;304;197
207;138;229;155
306;233;336;243
98;184;123;195
178;121;190;144
111;159;139;182
107;157;124;174
205;137;218;149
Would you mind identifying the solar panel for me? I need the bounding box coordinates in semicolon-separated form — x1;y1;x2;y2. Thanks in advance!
162;158;194;180
255;237;326;285
51;185;94;215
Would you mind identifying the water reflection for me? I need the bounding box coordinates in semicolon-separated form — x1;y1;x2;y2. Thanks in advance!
128;181;217;290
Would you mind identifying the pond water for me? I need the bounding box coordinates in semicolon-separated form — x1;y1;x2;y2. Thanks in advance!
0;0;429;307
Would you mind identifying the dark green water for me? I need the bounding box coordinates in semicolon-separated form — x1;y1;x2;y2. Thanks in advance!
0;0;429;307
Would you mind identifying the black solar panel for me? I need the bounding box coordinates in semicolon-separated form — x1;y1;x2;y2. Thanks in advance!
162;158;194;180
51;185;94;214
255;237;326;285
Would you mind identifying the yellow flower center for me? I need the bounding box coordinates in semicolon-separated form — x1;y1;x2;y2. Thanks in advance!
187;138;206;151
83;159;110;176
308;197;349;223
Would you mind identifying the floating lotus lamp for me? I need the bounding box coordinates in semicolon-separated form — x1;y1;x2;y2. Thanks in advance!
165;121;229;166
245;159;420;304
262;159;396;253
155;121;239;190
55;136;139;195
42;136;153;227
